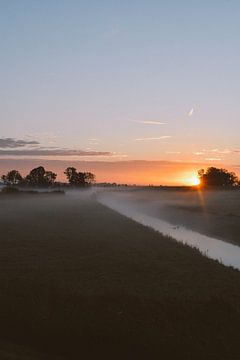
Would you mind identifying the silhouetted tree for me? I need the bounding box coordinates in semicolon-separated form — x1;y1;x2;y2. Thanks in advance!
44;171;57;185
25;166;57;186
64;167;83;186
198;167;239;188
64;167;95;186
1;166;96;188
84;172;96;185
1;170;23;185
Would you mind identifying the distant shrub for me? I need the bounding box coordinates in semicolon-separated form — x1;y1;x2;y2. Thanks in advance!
0;187;65;196
1;187;20;194
51;190;65;195
41;190;65;195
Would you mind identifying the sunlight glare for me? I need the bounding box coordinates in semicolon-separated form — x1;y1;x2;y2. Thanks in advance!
188;175;201;186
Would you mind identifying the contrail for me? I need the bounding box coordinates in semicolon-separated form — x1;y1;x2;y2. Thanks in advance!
131;120;166;125
134;136;171;141
188;108;194;117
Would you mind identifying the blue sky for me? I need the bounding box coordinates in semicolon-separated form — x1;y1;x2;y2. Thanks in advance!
1;1;240;182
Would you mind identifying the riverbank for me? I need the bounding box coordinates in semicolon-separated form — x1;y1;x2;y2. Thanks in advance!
104;188;240;246
98;192;240;269
0;193;240;359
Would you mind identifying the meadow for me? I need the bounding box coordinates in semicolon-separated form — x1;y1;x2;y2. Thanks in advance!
0;191;240;359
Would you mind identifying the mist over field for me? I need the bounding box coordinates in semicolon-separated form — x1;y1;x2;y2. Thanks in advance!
0;188;240;358
97;188;240;268
97;188;240;244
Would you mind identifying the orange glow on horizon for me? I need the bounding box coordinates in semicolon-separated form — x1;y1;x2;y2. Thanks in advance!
1;159;239;186
183;174;201;186
189;176;201;186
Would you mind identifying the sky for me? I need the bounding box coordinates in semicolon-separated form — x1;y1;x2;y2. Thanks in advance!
1;1;240;184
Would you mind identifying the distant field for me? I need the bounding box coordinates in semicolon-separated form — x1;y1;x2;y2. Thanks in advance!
0;192;240;359
114;189;240;245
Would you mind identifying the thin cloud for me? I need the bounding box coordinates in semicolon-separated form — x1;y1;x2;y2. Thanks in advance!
205;158;222;161
24;132;62;145
131;120;166;125
193;148;232;156
0;138;39;148
134;136;171;141
0;137;113;158
193;152;204;155
0;149;113;157
210;148;231;154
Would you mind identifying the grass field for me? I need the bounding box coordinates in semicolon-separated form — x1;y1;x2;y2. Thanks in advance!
0;192;240;359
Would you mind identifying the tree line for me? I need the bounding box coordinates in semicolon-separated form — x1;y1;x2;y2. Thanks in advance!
198;167;239;188
1;166;239;188
1;166;95;187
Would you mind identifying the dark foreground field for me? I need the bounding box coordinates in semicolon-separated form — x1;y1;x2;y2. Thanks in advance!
0;192;240;359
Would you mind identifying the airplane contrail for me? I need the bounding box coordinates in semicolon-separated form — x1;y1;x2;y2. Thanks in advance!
134;136;171;141
131;120;166;125
188;108;194;117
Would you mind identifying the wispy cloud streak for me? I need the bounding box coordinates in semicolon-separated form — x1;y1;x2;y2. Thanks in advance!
134;136;171;141
0;138;39;148
205;158;222;161
0;149;112;157
131;120;166;125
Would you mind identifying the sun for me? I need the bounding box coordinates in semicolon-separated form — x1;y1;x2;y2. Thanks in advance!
188;176;201;186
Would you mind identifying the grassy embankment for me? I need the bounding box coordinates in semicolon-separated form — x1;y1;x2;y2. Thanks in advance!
0;193;240;359
122;188;240;245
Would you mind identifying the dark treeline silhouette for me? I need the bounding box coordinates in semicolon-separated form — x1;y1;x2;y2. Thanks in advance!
198;167;240;188
1;166;239;189
1;166;95;187
64;167;95;186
